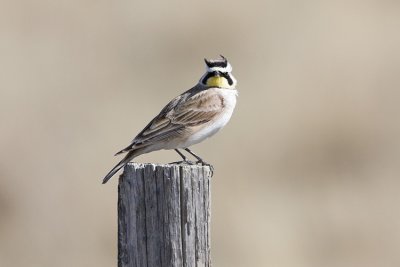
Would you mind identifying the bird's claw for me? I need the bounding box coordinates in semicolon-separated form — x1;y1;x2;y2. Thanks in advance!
196;160;214;176
169;160;196;165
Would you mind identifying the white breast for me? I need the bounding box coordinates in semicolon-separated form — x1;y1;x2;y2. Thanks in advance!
181;88;238;147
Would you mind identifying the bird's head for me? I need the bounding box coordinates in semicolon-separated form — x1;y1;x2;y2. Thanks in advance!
199;55;237;89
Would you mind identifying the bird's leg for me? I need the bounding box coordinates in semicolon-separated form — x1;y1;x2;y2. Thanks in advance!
184;147;212;166
184;148;214;174
175;149;187;161
183;148;204;162
169;149;195;165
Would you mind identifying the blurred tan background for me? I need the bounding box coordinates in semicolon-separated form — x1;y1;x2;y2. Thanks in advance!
1;0;400;266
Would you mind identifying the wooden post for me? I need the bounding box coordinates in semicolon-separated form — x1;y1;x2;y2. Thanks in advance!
118;163;212;267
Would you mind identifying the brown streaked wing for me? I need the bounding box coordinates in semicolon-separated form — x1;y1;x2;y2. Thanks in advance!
170;89;224;126
126;99;184;148
136;89;224;143
142;117;171;136
115;86;224;154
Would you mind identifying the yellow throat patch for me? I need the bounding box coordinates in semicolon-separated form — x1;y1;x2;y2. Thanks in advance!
206;76;229;88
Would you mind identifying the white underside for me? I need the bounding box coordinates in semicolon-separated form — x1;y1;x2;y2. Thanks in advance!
178;88;238;148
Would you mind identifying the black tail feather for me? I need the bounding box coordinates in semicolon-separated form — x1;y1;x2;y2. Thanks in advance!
102;151;137;184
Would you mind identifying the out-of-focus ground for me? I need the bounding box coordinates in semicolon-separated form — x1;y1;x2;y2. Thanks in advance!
1;1;400;266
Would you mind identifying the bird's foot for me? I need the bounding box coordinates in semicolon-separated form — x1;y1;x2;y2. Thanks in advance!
196;160;214;175
169;160;196;165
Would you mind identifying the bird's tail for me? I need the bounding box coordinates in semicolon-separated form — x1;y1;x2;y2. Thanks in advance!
102;150;138;184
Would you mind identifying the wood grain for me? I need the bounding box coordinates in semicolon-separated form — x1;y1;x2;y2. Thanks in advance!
118;163;212;267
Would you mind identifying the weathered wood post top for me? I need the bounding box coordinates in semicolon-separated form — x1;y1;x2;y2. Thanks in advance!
118;162;212;267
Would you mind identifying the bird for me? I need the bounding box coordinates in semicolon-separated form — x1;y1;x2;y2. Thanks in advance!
102;55;238;184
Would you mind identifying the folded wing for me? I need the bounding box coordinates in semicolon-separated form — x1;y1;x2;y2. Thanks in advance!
115;87;224;155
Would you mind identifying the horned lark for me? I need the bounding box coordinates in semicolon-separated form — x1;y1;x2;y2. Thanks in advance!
102;55;237;184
